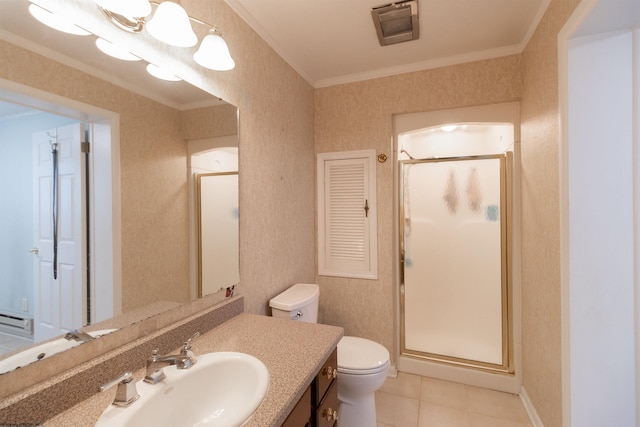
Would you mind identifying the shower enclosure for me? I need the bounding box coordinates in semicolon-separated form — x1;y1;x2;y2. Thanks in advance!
394;103;520;391
400;154;511;371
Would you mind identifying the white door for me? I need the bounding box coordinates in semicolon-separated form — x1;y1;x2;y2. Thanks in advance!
32;123;86;342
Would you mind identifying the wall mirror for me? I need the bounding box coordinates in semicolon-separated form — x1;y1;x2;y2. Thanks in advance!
0;0;239;381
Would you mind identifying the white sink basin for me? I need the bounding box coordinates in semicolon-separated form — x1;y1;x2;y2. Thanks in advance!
95;352;269;427
0;329;116;374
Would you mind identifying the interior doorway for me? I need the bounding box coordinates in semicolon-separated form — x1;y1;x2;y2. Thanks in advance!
0;78;120;351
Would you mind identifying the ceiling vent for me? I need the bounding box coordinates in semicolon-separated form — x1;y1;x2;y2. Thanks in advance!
371;0;420;46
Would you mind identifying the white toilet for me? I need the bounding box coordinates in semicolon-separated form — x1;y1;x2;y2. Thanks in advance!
269;283;390;427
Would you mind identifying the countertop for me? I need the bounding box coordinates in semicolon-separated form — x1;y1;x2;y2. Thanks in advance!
45;313;343;426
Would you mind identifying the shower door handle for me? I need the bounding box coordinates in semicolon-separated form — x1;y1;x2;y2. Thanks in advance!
29;247;39;255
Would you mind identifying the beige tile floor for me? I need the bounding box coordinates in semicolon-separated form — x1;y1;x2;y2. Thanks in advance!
375;372;533;427
0;331;32;356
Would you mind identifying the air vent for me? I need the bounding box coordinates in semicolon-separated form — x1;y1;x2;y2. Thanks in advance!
371;0;419;46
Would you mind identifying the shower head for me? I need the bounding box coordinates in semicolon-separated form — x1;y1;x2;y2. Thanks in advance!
400;149;415;159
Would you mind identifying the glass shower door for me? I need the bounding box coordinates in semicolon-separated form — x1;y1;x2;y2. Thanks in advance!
400;154;511;372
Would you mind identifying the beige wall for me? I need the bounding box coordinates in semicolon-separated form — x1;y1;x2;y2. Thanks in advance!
315;1;583;426
520;1;580;426
314;56;523;354
185;1;318;314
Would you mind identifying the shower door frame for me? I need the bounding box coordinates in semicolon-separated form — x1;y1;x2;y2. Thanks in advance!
398;152;514;374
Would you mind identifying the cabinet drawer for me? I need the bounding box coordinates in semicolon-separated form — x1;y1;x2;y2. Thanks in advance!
283;385;312;427
314;348;338;404
315;380;339;427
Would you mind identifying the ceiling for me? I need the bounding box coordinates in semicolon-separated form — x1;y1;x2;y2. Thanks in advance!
0;0;550;115
225;0;550;88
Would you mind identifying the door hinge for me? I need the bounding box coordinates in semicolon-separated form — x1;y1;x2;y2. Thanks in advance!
81;141;90;153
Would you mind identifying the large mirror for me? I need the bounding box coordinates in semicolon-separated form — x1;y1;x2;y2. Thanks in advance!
0;0;239;377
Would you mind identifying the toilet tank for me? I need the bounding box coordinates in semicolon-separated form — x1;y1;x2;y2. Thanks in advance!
269;283;319;323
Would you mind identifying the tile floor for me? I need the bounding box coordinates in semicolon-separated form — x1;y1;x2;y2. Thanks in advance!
375;372;533;427
0;331;33;357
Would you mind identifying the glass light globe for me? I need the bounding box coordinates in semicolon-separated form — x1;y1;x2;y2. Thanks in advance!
193;33;235;71
146;2;197;47
28;4;91;36
95;38;141;61
146;64;182;81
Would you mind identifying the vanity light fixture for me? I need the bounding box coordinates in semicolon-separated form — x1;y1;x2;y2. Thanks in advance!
95;0;236;71
94;0;152;20
28;4;91;36
95;38;141;61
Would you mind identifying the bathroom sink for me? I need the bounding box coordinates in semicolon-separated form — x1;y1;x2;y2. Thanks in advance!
0;329;116;374
95;352;269;427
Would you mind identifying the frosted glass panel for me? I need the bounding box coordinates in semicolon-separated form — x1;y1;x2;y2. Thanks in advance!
402;156;505;366
198;173;239;296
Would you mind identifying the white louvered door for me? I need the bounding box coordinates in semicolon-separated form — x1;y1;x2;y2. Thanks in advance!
317;150;377;279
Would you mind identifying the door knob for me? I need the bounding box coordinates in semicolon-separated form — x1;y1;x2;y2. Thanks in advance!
29;247;39;255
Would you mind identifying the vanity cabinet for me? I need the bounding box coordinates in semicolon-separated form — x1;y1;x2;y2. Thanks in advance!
313;348;338;427
283;385;312;427
282;348;338;427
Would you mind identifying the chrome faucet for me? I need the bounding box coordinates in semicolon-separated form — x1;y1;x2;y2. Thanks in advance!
100;371;140;407
64;329;94;342
144;332;200;384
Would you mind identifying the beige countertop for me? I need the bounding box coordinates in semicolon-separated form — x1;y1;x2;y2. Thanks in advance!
45;313;343;426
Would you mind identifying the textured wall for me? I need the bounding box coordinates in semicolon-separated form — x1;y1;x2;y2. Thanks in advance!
182;0;317;314
314;56;523;358
520;1;580;426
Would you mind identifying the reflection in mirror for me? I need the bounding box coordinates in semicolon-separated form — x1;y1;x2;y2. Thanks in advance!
189;138;240;298
197;171;239;297
0;0;239;379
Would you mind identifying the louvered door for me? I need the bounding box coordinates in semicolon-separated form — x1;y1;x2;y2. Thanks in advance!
317;150;377;279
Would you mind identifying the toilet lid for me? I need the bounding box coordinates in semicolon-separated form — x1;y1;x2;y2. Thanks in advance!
337;336;390;375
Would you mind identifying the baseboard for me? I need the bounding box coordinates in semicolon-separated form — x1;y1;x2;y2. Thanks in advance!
520;386;544;427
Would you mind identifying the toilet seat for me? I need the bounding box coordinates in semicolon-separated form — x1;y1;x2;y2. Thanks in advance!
337;336;390;375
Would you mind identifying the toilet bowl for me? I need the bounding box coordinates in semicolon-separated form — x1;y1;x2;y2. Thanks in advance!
269;284;390;427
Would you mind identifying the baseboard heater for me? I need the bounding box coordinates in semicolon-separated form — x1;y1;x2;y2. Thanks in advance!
0;313;34;338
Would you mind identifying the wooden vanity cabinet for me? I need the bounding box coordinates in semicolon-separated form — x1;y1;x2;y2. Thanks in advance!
313;348;338;427
283;348;339;427
283;385;312;427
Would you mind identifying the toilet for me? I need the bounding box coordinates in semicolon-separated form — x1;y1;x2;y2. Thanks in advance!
269;283;390;427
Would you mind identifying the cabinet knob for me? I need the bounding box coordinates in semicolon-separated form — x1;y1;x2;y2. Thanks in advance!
323;366;337;380
323;407;338;422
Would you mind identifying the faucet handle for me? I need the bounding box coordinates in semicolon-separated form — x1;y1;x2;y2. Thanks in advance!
100;371;140;407
180;332;199;367
183;332;200;350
